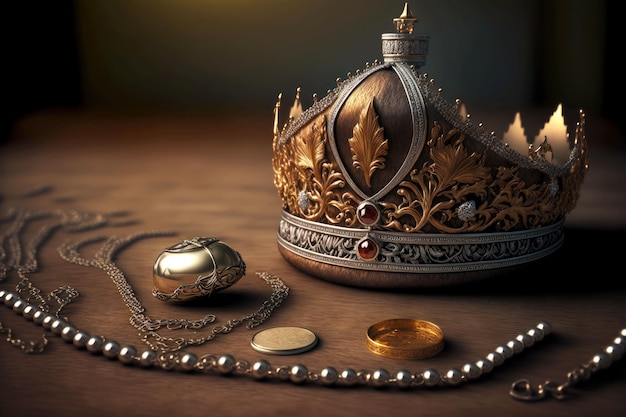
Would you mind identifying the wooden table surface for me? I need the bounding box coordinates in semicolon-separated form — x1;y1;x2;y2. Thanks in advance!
1;109;624;417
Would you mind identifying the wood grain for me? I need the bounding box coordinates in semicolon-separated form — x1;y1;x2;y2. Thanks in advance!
0;109;624;417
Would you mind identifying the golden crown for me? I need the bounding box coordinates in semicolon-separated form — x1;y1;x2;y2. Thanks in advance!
271;3;588;289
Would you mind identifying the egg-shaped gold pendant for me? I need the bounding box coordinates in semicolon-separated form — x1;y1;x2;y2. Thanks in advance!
152;237;246;302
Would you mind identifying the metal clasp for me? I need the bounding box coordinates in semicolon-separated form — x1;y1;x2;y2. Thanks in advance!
510;379;569;401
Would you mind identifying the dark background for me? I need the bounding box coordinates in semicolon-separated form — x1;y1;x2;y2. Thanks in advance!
4;0;623;143
1;3;625;416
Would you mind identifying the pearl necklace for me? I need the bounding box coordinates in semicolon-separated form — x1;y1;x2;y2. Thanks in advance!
0;204;624;400
2;292;624;399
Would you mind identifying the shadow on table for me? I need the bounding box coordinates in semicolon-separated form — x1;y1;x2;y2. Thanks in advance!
381;226;625;296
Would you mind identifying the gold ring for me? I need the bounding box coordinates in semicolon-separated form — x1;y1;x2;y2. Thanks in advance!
366;319;444;359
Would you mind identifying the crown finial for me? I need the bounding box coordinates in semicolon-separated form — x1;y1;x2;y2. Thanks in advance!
394;3;417;34
381;3;429;67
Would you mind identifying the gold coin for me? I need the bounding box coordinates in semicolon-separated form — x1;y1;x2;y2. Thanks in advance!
251;327;318;355
366;319;444;359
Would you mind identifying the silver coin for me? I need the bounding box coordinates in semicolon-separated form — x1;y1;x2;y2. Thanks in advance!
251;327;318;355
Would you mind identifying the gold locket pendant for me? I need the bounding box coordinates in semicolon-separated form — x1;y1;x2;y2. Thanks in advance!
152;237;246;302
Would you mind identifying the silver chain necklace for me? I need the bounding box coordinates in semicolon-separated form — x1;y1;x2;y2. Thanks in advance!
0;206;289;353
0;206;112;352
0;204;624;401
56;232;289;352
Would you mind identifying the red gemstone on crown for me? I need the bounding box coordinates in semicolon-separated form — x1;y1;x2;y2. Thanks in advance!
357;237;379;260
357;201;380;226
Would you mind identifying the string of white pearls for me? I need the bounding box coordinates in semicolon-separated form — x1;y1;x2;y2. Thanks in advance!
2;289;623;392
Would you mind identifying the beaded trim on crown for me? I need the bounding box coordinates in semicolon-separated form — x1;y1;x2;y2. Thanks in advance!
270;3;588;288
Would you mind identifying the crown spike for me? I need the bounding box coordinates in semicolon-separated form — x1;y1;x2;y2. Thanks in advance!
529;137;554;162
394;3;417;34
272;93;282;139
289;87;303;120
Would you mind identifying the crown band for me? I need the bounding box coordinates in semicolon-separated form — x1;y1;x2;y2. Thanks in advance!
278;210;563;286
